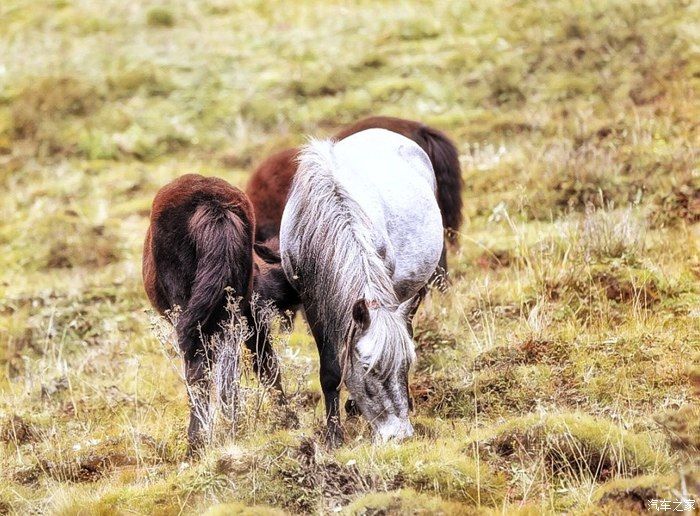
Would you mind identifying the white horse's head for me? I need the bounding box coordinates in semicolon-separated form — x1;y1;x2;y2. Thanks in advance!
344;298;417;442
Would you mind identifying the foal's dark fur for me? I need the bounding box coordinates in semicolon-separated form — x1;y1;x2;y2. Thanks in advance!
246;116;463;247
143;174;297;452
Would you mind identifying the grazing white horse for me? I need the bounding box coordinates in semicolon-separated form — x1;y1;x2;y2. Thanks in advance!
280;128;444;444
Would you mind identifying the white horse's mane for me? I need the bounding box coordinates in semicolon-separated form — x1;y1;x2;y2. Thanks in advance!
284;138;414;374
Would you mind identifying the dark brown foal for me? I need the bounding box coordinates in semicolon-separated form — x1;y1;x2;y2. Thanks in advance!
143;174;296;453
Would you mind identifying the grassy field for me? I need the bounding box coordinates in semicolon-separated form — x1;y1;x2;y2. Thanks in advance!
1;0;698;513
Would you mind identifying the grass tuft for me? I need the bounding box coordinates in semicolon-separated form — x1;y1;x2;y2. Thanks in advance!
342;489;472;515
472;412;669;480
590;474;692;514
146;7;175;28
336;439;506;505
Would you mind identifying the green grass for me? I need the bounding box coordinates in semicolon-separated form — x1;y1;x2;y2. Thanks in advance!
0;0;698;513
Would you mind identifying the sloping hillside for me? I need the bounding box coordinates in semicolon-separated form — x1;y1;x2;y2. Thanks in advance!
0;0;698;513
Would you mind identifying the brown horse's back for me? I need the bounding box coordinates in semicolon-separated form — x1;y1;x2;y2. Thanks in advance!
245;148;298;242
245;116;463;245
333;116;426;140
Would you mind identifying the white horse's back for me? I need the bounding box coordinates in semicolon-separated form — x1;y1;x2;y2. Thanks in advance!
332;128;443;300
333;128;437;194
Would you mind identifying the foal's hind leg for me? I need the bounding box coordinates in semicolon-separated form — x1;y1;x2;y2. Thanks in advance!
181;341;212;455
244;321;284;394
244;311;300;428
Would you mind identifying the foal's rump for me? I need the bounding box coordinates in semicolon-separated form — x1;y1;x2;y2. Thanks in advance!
143;174;258;451
143;174;255;344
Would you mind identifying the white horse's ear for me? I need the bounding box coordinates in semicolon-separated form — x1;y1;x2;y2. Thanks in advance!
352;299;371;331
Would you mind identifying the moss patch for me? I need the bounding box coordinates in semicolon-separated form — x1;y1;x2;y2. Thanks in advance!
343;489;472;515
337;439;506;505
472;413;668;480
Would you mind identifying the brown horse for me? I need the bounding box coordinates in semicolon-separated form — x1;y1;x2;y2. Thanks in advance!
246;116;463;250
143;174;297;453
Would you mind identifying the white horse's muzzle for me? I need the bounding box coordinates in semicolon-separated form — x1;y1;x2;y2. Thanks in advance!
375;415;414;443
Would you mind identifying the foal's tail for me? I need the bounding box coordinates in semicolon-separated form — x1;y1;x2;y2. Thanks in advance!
417;125;463;247
177;201;253;342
